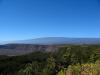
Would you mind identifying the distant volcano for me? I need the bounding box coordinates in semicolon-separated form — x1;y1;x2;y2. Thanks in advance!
2;37;100;45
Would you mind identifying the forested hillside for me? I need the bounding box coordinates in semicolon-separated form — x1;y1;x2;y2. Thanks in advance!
1;45;100;75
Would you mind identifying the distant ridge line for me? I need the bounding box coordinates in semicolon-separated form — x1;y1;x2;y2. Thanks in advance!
1;37;100;45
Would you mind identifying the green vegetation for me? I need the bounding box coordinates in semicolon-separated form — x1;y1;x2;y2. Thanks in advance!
58;61;100;75
1;45;100;75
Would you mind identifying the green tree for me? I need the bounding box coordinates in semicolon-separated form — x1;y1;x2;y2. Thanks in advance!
42;56;56;75
19;62;41;75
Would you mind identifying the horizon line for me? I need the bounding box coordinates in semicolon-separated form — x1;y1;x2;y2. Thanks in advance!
1;36;100;42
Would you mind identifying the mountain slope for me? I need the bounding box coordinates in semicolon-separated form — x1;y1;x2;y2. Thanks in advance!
5;37;100;45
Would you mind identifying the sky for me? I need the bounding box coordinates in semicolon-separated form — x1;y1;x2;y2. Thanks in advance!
0;0;100;41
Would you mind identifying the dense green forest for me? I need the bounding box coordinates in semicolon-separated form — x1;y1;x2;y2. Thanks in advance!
1;45;100;75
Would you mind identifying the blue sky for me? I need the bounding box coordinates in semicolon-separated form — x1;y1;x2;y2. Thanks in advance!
0;0;100;41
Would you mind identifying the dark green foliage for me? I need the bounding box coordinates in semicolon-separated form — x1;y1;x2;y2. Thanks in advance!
19;62;42;75
18;56;56;75
0;51;49;75
42;56;56;75
1;45;100;75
